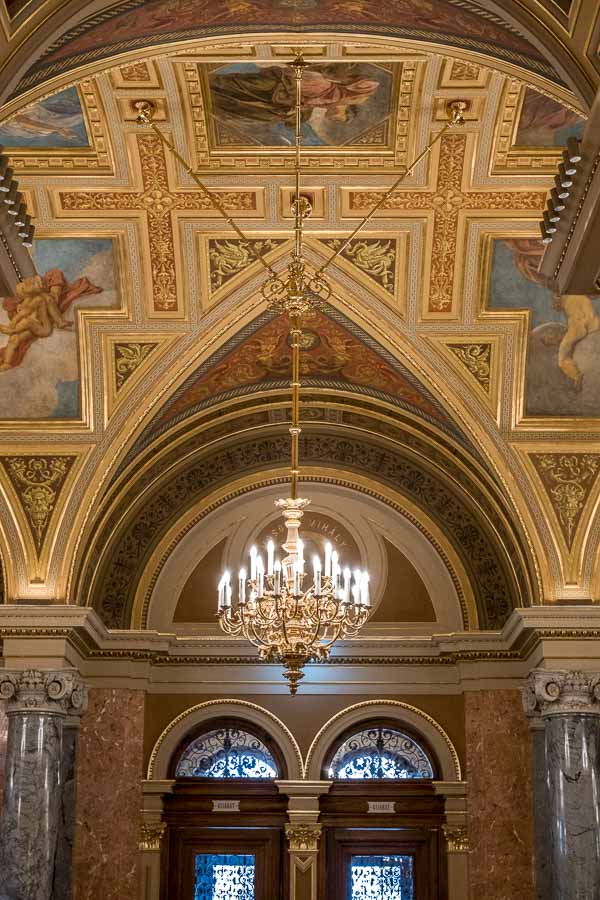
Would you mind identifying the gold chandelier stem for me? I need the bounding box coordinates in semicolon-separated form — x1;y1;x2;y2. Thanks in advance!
290;314;302;500
293;56;304;259
136;108;277;279
315;113;460;279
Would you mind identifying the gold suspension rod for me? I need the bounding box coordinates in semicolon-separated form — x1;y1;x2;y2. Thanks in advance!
135;101;277;279
315;101;466;279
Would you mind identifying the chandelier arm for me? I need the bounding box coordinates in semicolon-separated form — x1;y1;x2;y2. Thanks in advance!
136;108;278;279
315;110;463;279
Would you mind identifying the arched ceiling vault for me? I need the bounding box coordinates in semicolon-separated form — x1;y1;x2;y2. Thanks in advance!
0;29;598;614
76;392;535;631
0;0;599;107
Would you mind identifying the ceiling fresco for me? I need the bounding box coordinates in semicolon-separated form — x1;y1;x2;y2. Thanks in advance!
11;0;559;96
0;35;598;617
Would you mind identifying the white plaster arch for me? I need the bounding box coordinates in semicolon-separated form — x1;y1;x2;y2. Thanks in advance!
148;698;304;781
143;479;467;633
305;700;462;782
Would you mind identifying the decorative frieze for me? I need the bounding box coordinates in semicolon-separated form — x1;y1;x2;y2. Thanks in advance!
114;342;158;391
446;343;492;393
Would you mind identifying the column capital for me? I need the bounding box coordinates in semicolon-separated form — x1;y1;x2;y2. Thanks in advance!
0;668;87;717
285;823;322;852
443;824;469;853
523;669;600;718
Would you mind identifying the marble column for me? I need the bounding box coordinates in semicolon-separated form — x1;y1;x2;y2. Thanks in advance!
521;708;551;900
524;670;600;900
0;669;87;900
51;715;87;900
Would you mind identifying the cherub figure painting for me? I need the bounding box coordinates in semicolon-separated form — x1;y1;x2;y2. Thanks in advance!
488;237;600;417
0;237;118;420
0;270;101;370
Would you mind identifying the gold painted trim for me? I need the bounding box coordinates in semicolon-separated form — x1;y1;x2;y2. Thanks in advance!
147;697;304;780
305;699;462;781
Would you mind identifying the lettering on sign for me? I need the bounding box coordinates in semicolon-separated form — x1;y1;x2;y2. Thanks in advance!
212;800;240;812
367;801;396;814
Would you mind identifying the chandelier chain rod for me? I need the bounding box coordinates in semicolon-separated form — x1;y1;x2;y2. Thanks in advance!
135;108;278;278
315;112;461;279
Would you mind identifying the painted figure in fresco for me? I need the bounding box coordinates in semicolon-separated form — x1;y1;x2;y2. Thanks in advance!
211;64;380;129
515;88;584;148
0;269;102;371
552;292;600;388
505;239;599;391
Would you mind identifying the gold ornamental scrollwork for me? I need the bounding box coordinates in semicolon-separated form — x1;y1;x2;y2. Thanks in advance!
446;343;491;393
0;455;75;554
139;822;166;851
285;823;322;853
530;453;600;548
114;342;158;391
443;824;469;853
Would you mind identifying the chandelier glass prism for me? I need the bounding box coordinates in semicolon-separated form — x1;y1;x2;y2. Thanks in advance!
136;53;465;694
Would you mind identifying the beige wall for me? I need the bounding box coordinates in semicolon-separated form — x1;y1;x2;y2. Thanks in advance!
144;691;466;775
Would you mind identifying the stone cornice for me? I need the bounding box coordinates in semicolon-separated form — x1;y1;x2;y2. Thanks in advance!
2;606;600;691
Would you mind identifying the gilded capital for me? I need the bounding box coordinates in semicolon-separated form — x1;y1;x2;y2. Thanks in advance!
285;823;322;852
443;824;469;853
523;670;600;718
140;822;166;851
0;669;87;717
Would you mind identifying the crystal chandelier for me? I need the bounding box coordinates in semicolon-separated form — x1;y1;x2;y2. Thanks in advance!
136;54;465;694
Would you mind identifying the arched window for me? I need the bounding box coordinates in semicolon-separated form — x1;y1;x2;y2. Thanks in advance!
173;718;281;779
326;721;435;780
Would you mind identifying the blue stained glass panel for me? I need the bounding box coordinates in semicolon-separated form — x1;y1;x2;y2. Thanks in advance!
350;855;414;900
195;853;255;900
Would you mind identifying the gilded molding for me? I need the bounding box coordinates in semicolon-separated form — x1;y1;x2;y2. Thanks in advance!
59;134;258;313
347;134;545;312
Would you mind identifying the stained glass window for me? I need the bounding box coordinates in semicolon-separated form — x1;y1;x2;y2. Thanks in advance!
175;724;279;778
195;854;255;900
328;725;434;779
350;855;414;900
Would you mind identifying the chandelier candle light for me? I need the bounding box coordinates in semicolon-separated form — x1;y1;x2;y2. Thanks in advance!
137;54;465;694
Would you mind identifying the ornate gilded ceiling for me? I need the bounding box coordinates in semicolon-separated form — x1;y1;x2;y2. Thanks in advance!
0;29;599;628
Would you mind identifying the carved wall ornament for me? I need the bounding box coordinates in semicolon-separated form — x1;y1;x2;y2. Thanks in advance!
139;822;166;851
59;134;258;312
523;670;600;718
347;134;545;312
446;343;491;393
0;669;87;717
321;238;397;294
0;455;75;554
285;823;322;853
443;824;469;853
530;453;600;548
114;342;158;391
